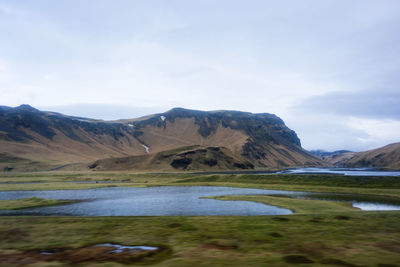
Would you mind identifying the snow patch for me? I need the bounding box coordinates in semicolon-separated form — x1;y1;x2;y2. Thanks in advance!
160;116;166;121
142;144;150;153
128;124;134;127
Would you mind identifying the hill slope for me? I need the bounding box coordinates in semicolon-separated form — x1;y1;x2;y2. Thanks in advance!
90;146;255;171
0;105;326;171
119;108;326;168
343;142;400;170
0;105;147;170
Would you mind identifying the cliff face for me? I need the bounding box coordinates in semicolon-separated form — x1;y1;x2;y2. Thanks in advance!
0;105;326;171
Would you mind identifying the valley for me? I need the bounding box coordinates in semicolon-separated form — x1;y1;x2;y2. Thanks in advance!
2;1;399;266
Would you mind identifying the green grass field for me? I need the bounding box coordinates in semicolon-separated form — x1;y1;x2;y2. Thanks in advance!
0;171;399;266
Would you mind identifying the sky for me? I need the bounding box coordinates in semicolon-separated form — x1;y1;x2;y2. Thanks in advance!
1;0;399;152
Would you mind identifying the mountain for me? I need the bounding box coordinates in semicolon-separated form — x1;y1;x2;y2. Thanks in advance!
343;142;400;170
0;105;326;171
310;150;357;166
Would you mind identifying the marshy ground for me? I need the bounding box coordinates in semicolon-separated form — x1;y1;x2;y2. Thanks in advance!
0;172;399;266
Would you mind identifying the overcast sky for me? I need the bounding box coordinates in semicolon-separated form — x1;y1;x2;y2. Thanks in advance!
1;0;399;151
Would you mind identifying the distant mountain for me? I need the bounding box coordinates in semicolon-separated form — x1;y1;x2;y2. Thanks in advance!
310;150;357;166
343;142;400;170
310;150;351;158
0;105;326;171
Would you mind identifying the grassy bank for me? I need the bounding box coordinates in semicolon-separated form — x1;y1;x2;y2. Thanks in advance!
0;172;400;197
206;195;358;214
0;197;74;210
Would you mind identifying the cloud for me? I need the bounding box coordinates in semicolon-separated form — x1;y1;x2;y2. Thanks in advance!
346;117;400;148
292;89;400;120
284;114;370;151
1;0;400;151
286;90;400;151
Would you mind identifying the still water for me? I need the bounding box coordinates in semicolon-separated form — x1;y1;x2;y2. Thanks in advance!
0;186;399;216
190;167;400;176
0;186;293;216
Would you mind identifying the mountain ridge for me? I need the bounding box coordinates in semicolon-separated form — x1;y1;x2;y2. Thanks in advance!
0;104;326;171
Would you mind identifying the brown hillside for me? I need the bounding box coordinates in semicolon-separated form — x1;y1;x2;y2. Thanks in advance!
343;142;400;170
89;146;255;171
0;105;326;171
325;152;357;166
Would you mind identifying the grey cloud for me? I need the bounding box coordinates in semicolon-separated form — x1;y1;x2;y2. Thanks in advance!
284;115;370;151
292;90;400;120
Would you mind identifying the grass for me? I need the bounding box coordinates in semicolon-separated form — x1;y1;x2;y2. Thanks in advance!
0;197;74;210
0;213;399;266
1;172;400;197
206;195;358;214
174;173;400;188
0;171;399;266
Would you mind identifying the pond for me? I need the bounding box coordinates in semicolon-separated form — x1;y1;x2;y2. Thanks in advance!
0;186;399;216
0;186;293;216
280;167;400;176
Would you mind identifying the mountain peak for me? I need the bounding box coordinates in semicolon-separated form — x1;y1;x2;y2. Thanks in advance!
15;104;38;112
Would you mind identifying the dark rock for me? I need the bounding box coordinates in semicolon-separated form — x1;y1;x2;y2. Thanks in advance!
203;158;218;166
88;163;98;169
170;157;192;169
3;166;14;172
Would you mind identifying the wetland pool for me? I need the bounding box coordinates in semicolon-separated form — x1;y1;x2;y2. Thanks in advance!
0;186;399;216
